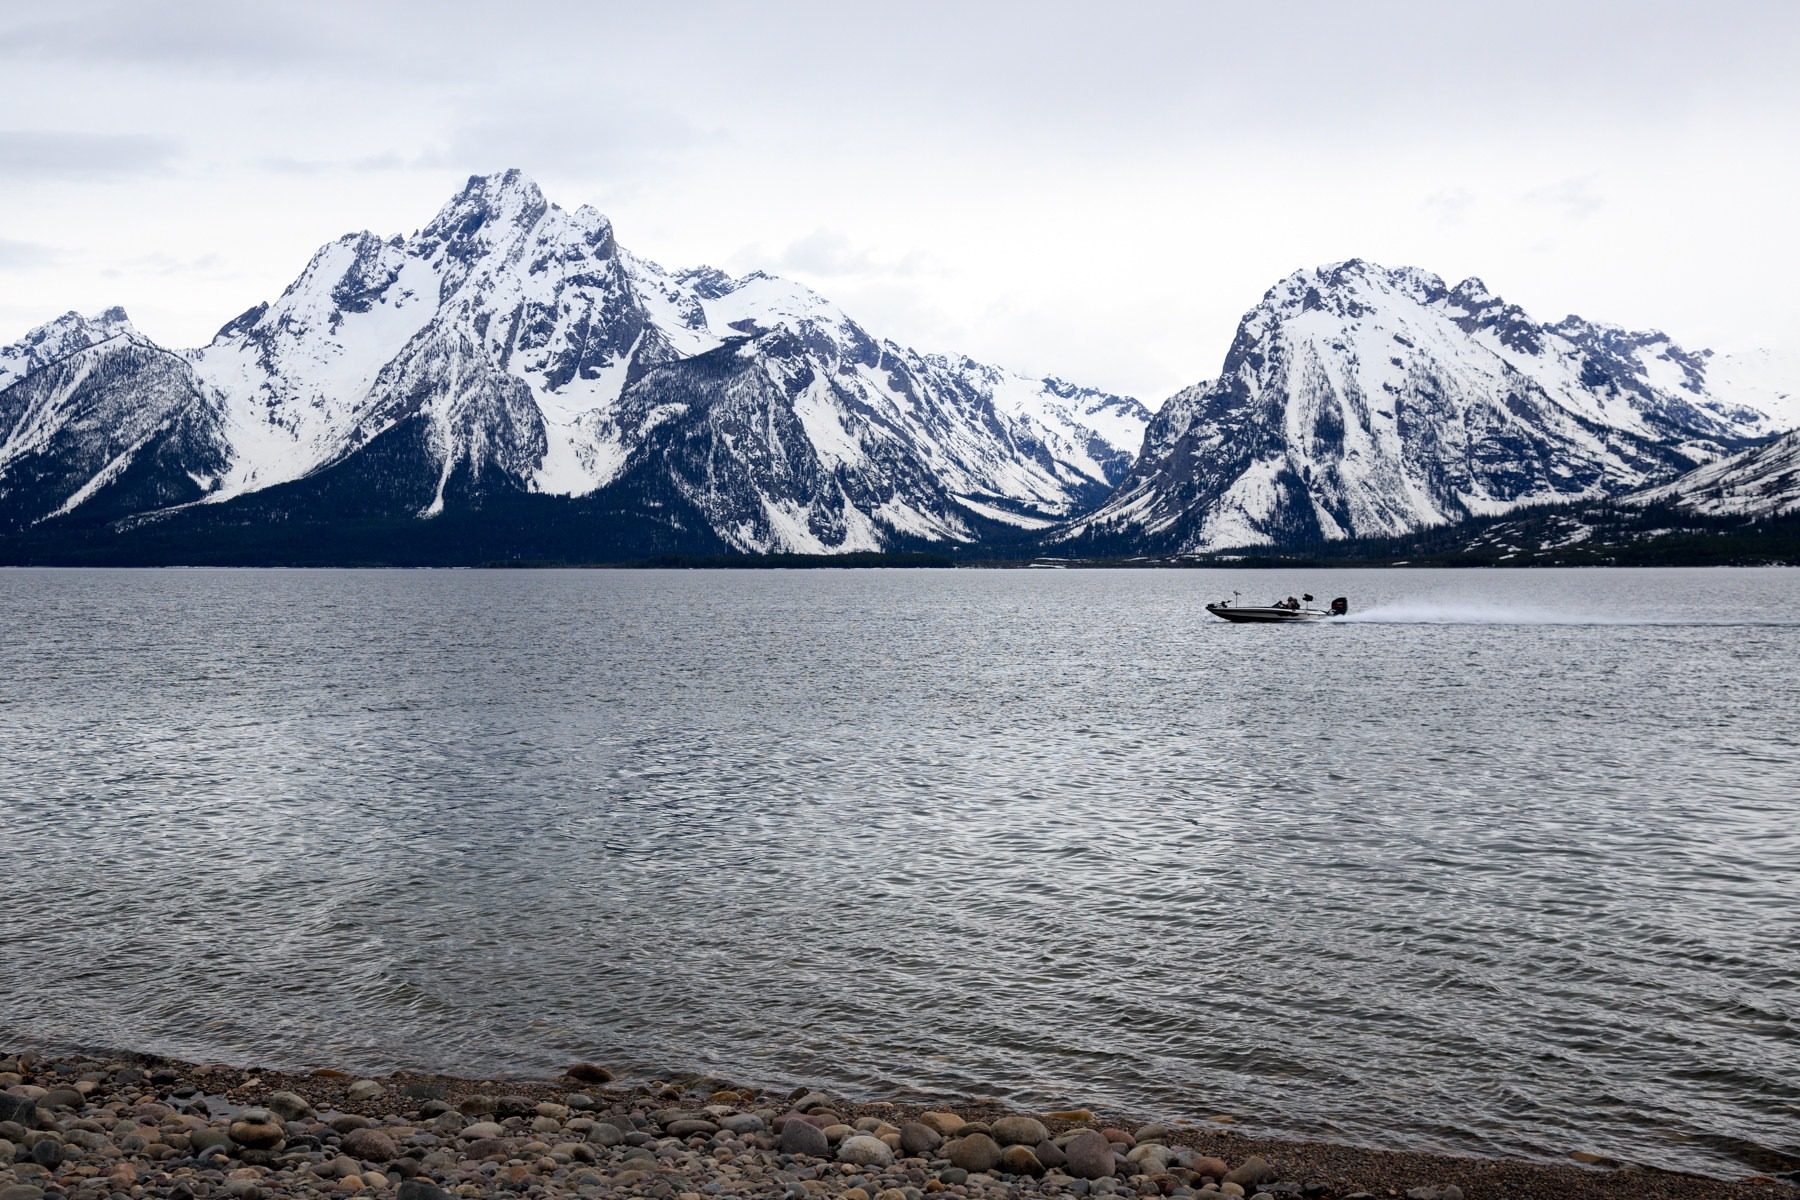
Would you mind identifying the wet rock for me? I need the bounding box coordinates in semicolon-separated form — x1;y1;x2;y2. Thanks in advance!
565;1063;613;1084
938;1169;968;1186
28;1139;61;1168
346;1080;385;1102
1035;1139;1067;1169
991;1116;1049;1147
780;1118;829;1157
666;1119;719;1137
1134;1124;1174;1144
1000;1145;1045;1176
838;1135;894;1166
1223;1158;1274;1189
0;1096;38;1127
37;1088;81;1110
899;1122;942;1156
1064;1131;1116;1180
792;1092;834;1113
457;1095;496;1115
944;1134;1001;1173
341;1127;397;1162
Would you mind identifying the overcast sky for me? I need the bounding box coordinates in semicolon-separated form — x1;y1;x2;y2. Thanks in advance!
2;0;1796;402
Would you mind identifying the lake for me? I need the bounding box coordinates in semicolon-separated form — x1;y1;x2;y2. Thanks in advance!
1;566;1795;1178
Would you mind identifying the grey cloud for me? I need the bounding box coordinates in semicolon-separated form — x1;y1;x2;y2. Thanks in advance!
776;231;929;280
0;1;343;71
1524;177;1606;222
1424;189;1476;225
0;130;180;181
0;238;58;268
418;102;723;179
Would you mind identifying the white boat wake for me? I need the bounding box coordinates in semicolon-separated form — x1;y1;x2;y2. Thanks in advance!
1337;601;1800;626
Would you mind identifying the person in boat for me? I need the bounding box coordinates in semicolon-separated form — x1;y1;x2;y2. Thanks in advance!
1284;596;1300;610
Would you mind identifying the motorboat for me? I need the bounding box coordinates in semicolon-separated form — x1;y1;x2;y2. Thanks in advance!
1206;593;1348;623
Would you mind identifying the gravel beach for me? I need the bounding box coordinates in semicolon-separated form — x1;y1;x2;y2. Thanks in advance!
2;1052;1791;1200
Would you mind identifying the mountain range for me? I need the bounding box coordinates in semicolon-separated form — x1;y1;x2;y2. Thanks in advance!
1;173;1794;565
0;171;1148;559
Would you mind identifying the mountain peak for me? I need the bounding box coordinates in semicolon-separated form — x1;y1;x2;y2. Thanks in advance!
2;306;140;392
420;169;551;255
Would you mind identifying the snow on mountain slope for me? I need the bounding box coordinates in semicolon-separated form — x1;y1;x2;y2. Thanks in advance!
0;169;1144;554
0;321;228;533
1629;427;1800;518
1702;347;1800;432
1058;260;1777;554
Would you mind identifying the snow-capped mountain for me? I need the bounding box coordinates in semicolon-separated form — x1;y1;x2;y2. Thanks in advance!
0;310;230;534
1057;259;1790;554
0;171;1149;554
1629;428;1800;519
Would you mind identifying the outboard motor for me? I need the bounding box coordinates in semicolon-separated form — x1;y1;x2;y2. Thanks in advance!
1330;597;1348;616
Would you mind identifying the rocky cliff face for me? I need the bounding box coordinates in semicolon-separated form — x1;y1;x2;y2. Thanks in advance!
1055;260;1784;553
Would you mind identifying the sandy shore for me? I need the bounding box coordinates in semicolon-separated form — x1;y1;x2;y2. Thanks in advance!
1;1051;1792;1200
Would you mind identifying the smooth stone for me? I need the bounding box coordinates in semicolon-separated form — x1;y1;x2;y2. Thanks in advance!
1035;1140;1067;1170
792;1092;833;1113
0;1187;44;1200
38;1089;82;1110
899;1123;942;1156
1134;1124;1174;1144
1064;1132;1116;1180
230;1118;285;1150
937;1169;968;1186
191;1129;235;1152
1222;1159;1273;1190
780;1119;829;1158
457;1096;496;1115
460;1122;505;1140
666;1119;719;1137
1000;1146;1045;1177
720;1114;765;1134
342;1127;398;1162
564;1064;613;1084
265;1092;313;1121
990;1117;1049;1148
918;1113;965;1138
1185;1155;1228;1180
0;1097;38;1127
346;1080;385;1103
585;1122;625;1146
1101;1129;1136;1148
837;1135;894;1166
1046;1110;1095;1124
28;1140;62;1168
944;1134;1001;1174
1218;1185;1245;1199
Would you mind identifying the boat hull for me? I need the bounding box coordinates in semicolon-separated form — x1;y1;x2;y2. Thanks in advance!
1206;604;1332;623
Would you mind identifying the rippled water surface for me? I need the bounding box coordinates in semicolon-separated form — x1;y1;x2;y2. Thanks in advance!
2;567;1797;1177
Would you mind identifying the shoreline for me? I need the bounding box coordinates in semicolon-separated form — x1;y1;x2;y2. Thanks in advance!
2;1050;1792;1200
